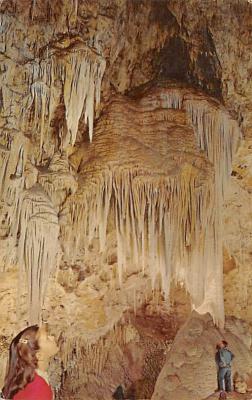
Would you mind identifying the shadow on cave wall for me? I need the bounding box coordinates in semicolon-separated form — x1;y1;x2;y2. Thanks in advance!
154;29;222;99
148;0;223;99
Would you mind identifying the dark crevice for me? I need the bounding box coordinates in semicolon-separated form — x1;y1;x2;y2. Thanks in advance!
155;36;191;82
153;18;223;99
194;26;223;99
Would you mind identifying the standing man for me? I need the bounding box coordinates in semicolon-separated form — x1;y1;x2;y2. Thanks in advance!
216;340;235;393
215;343;222;391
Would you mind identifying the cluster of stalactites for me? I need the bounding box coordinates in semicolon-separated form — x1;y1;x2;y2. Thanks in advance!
161;90;241;324
0;130;76;324
139;89;241;325
185;100;240;198
148;89;241;197
63;165;221;320
26;45;106;149
63;88;241;327
59;323;136;394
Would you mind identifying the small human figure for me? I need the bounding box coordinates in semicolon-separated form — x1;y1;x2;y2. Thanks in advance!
1;324;58;399
215;342;222;391
216;340;235;393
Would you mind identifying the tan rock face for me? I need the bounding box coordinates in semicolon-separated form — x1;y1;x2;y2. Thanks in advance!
58;301;186;400
152;312;252;400
0;1;252;399
223;140;252;325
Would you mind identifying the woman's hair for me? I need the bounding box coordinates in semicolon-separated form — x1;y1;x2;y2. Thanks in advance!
2;325;39;399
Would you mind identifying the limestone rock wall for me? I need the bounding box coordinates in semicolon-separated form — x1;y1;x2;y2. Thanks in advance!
223;140;252;324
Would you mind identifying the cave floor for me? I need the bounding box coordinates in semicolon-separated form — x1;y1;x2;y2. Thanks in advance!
205;391;252;399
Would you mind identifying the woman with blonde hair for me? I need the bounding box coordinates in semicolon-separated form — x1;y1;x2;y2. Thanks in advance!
1;325;58;399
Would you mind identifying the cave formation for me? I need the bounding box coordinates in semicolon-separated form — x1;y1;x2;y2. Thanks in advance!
1;1;252;399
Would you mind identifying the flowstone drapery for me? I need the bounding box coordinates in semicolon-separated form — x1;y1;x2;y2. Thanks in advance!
62;85;240;327
0;132;29;271
18;185;59;324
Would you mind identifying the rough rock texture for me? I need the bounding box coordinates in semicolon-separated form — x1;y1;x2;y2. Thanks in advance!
152;312;252;400
59;302;184;400
223;141;252;325
0;1;252;399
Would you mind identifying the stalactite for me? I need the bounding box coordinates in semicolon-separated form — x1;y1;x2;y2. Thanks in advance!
15;146;24;177
62;86;240;327
0;134;29;243
10;152;77;322
142;87;240;324
184;97;241;195
29;81;51;151
0;147;10;194
181;94;240;323
63;165;216;316
26;42;106;149
63;53;105;144
159;89;183;109
17;184;59;324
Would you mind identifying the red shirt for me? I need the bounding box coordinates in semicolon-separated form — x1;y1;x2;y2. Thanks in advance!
13;373;53;400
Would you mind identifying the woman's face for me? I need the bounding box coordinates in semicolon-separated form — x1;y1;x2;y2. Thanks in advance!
37;326;59;359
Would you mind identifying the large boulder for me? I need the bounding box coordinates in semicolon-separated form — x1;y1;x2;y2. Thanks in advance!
152;312;252;400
